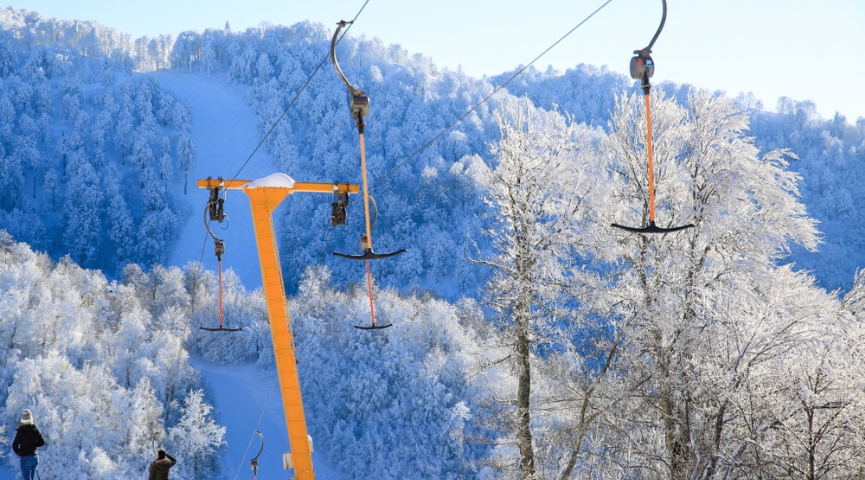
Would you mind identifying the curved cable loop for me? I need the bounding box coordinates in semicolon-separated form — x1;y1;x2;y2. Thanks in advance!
369;194;379;229
331;20;365;97
252;431;264;462
219;216;230;231
635;0;666;56
250;430;264;476
203;203;222;245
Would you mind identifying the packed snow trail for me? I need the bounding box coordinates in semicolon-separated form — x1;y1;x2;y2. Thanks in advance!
193;357;343;480
156;71;275;290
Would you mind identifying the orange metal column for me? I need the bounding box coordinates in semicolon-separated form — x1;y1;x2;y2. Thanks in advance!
244;186;315;480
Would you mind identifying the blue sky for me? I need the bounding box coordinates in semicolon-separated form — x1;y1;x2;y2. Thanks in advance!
6;0;865;121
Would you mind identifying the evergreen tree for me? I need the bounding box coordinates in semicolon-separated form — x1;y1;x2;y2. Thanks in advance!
104;166;134;270
0;31;17;77
167;389;225;478
63;156;104;267
176;128;195;194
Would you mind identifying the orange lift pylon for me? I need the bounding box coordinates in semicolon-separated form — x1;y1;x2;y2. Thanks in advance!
198;175;359;480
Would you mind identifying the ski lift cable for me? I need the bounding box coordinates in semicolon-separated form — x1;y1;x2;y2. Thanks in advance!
223;0;371;191
230;224;338;480
371;0;614;190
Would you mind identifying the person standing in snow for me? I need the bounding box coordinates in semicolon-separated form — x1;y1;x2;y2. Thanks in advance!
12;409;45;480
149;449;177;480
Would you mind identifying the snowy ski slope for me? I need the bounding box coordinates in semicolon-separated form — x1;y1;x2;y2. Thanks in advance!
158;71;275;291
193;357;344;480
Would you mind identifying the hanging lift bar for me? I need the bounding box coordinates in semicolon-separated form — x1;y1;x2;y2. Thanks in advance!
611;0;693;234
201;177;243;332
198;176;359;480
329;20;406;330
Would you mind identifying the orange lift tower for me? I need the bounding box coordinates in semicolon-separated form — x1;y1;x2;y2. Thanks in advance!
198;174;359;480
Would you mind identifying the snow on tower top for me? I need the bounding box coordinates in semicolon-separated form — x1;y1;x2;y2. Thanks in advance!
244;173;296;189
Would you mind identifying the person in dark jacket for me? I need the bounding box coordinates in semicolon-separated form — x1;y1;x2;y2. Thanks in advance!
149;449;177;480
12;409;45;480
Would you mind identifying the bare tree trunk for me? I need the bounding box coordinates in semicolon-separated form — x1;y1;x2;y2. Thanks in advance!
659;359;692;480
515;315;535;478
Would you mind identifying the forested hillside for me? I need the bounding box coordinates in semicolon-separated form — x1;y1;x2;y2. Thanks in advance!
0;6;861;295
0;8;193;274
0;5;864;480
0;232;223;478
174;23;865;296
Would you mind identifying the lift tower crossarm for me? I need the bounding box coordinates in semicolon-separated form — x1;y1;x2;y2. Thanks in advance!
197;178;359;195
198;174;358;480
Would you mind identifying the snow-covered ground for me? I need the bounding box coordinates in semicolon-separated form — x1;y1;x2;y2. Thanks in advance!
157;71;275;291
193;357;343;480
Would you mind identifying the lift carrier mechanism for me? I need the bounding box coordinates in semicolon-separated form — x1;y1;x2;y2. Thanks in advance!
611;0;693;234
330;20;406;330
199;175;359;480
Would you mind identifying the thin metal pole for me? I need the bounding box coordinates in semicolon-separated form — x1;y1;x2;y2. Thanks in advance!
218;257;224;327
365;259;376;326
357;121;373;250
644;92;656;223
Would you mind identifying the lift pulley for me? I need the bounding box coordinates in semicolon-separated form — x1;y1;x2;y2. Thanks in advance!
330;20;406;330
330;187;349;227
201;177;242;332
611;0;693;234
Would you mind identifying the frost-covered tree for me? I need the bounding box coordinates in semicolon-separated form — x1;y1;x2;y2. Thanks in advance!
63;156;104;267
255;52;273;81
0;93;14;141
171;31;202;72
13;136;40;197
0;30;17;77
228;44;256;83
104;166;134;270
60;78;84;122
43;168;59;211
287;266;495;479
470;99;597;478
0;143;20;209
176;123;195;195
0;234;222;476
167;389;225;479
594;90;832;479
137;168;176;266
